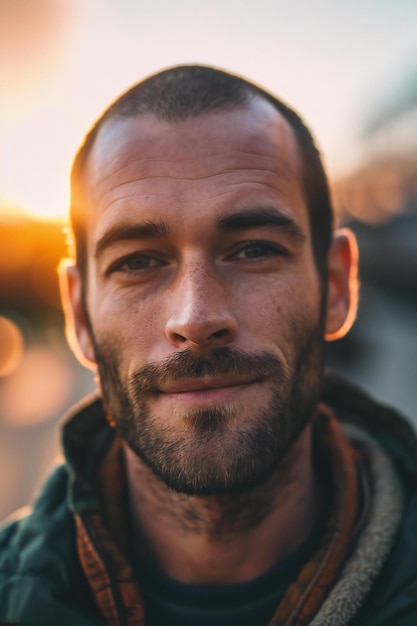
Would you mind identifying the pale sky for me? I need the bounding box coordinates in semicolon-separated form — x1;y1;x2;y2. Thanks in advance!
1;0;416;220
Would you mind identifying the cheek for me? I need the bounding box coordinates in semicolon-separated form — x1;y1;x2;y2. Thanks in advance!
88;288;168;360
239;280;324;368
240;277;319;331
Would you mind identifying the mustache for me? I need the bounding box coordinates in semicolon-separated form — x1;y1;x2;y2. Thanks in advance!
128;347;285;393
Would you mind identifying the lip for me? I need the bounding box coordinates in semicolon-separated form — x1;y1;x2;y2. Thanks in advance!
158;376;259;394
155;377;261;406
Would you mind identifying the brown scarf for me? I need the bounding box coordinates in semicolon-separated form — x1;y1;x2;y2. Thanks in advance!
75;404;363;626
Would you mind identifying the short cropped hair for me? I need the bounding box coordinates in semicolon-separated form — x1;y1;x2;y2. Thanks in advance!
70;65;333;278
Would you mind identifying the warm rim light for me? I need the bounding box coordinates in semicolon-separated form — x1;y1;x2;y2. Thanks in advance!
0;317;24;377
324;228;359;342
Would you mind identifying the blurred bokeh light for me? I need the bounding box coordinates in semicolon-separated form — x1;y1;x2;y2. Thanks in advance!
0;345;72;427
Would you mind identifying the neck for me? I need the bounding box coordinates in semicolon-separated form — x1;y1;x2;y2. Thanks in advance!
123;423;323;584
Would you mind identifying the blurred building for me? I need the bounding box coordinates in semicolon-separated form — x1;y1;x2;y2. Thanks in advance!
333;66;417;223
327;66;417;425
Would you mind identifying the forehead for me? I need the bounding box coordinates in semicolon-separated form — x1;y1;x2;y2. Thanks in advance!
83;97;307;238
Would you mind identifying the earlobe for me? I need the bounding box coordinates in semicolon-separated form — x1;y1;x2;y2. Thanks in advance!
324;228;359;341
58;260;97;370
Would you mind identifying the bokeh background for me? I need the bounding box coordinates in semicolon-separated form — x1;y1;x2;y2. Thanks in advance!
1;0;416;520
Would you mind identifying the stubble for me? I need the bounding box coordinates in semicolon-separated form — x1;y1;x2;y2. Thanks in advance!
91;320;324;496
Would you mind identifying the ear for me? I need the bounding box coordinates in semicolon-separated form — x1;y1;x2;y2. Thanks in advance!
58;259;97;370
324;228;359;341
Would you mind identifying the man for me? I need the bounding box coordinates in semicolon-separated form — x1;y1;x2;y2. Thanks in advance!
0;65;416;626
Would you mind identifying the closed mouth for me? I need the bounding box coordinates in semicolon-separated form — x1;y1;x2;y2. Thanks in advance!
157;376;260;395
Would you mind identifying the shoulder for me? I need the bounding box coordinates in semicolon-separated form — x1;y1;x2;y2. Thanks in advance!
0;465;100;626
322;373;417;625
0;463;72;566
0;394;112;625
352;492;417;625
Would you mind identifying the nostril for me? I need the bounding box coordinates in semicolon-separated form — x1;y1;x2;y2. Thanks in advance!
209;329;229;340
172;332;187;343
166;311;238;348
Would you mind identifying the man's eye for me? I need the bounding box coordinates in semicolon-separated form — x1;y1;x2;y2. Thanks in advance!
233;242;284;260
116;254;161;272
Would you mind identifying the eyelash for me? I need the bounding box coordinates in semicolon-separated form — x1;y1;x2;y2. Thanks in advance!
230;241;287;261
108;240;287;276
109;253;166;274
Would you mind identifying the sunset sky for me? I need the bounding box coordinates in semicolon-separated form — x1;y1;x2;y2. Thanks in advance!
1;0;416;220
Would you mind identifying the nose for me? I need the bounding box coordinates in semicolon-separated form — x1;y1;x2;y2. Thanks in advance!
165;262;238;349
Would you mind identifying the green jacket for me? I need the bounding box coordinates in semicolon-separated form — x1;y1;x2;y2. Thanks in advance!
1;373;417;625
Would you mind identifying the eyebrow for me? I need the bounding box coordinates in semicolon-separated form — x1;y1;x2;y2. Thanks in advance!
94;206;306;260
94;220;169;259
216;207;306;243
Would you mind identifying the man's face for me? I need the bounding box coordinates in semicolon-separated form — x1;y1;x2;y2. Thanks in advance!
70;98;329;495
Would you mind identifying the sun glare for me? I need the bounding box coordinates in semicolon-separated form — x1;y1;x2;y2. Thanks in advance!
0;106;80;223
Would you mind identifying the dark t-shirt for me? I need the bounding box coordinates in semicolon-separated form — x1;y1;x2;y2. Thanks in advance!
135;520;324;626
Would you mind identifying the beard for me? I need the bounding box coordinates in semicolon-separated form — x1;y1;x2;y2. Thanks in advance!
89;314;325;496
